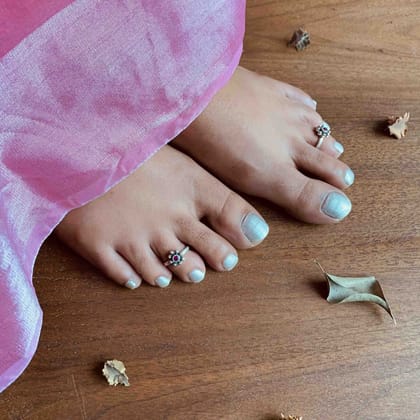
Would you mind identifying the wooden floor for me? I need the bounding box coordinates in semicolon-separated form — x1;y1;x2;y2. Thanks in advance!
1;1;420;419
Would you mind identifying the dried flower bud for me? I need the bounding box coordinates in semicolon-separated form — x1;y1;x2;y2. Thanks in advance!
287;29;310;51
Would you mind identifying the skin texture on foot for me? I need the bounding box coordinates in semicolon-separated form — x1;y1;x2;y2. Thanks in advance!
55;146;269;289
173;66;354;224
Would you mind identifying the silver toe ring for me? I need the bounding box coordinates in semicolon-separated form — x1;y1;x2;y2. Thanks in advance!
314;121;331;148
164;246;189;267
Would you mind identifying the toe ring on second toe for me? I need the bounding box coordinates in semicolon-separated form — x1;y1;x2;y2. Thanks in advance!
314;121;331;148
163;246;190;267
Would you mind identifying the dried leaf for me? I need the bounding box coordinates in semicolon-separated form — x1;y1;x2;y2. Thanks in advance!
102;360;130;387
287;28;310;51
387;112;410;139
315;261;395;323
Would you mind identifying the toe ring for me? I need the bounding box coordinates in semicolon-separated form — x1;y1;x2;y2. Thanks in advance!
164;246;189;267
314;121;331;148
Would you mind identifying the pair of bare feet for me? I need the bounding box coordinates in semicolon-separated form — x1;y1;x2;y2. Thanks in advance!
55;67;354;289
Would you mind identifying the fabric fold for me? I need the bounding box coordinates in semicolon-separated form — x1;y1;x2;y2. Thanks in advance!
0;0;245;392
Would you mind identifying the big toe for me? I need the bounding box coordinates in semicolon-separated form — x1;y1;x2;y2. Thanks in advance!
274;168;352;224
195;175;270;249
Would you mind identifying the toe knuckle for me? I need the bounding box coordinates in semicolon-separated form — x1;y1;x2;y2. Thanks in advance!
153;232;172;252
123;241;146;263
195;228;212;245
300;109;320;126
213;190;237;228
313;149;329;167
299;145;317;166
72;226;100;250
175;215;194;232
89;246;111;269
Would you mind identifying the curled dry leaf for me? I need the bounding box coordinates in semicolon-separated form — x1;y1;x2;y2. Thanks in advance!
102;360;130;387
287;28;310;51
387;112;410;139
315;261;396;324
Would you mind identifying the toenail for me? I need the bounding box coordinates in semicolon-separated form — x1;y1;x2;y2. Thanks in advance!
241;213;269;244
223;254;239;271
155;276;171;288
189;269;205;283
125;278;141;289
334;141;344;155
321;192;352;220
344;168;355;186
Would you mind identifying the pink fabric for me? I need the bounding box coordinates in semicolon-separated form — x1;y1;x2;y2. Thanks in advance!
0;0;245;392
0;0;75;57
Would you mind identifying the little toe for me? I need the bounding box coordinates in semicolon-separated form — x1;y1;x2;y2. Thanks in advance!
116;242;173;288
152;233;206;284
294;142;355;190
275;169;352;224
178;221;239;272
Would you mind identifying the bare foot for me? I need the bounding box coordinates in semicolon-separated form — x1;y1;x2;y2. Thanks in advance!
174;66;354;223
55;146;269;289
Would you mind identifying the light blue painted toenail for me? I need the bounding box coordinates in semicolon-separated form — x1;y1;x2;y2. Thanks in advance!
156;276;171;288
125;278;141;290
223;254;238;271
189;269;205;283
321;192;352;220
334;141;344;154
241;213;269;243
344;168;355;186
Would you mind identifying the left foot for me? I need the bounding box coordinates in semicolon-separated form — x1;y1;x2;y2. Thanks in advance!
55;146;268;289
173;66;354;224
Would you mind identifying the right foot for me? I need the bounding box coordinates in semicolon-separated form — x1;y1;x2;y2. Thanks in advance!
174;66;354;224
55;146;269;289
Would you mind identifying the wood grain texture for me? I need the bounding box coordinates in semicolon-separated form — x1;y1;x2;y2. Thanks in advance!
1;1;420;419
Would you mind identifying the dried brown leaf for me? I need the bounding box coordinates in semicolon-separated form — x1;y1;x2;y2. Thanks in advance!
102;360;130;387
315;261;396;323
387;112;410;139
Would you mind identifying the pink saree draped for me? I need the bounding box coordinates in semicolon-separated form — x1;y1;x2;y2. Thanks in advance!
0;0;245;392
